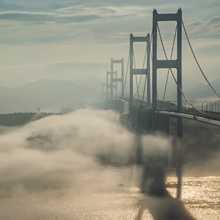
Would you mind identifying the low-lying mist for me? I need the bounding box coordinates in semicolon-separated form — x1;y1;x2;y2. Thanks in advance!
182;118;220;176
0;109;172;219
0;108;218;219
0;109;172;191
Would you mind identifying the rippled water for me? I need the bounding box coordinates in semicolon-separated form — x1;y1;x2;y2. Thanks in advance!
176;176;220;220
0;166;219;220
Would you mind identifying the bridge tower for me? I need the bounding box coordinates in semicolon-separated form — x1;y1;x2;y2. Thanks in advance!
106;58;124;100
106;70;117;100
152;9;182;112
152;9;183;198
130;34;151;111
111;58;124;98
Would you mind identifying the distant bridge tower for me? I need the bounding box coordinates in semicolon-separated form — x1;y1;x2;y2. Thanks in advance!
152;9;182;198
106;70;117;100
111;58;124;98
106;58;124;100
130;34;151;111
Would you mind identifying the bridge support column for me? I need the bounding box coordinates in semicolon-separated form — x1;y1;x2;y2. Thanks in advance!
177;117;182;198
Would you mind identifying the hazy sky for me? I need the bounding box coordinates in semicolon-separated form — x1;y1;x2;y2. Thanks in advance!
0;0;220;90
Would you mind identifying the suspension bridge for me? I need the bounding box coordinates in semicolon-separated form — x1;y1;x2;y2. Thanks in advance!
101;9;220;199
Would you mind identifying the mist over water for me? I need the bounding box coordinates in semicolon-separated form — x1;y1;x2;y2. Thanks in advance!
0;109;218;219
0;109;169;219
0;109;128;191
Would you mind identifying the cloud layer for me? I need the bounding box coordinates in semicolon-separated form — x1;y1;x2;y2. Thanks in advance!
0;0;220;93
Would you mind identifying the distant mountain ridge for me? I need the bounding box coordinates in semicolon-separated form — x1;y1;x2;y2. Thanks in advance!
0;79;101;113
0;77;219;113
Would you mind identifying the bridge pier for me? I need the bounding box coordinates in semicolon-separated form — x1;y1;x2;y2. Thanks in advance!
177;117;183;198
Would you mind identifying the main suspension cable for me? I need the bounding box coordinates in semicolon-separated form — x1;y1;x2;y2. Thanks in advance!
163;25;177;101
133;44;148;99
133;51;140;99
182;20;220;99
121;49;130;97
140;31;153;108
157;24;219;120
150;29;160;101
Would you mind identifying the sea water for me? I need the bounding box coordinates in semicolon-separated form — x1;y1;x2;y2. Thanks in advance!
0;167;219;220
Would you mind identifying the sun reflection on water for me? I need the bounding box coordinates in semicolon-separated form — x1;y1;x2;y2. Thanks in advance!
167;176;220;220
